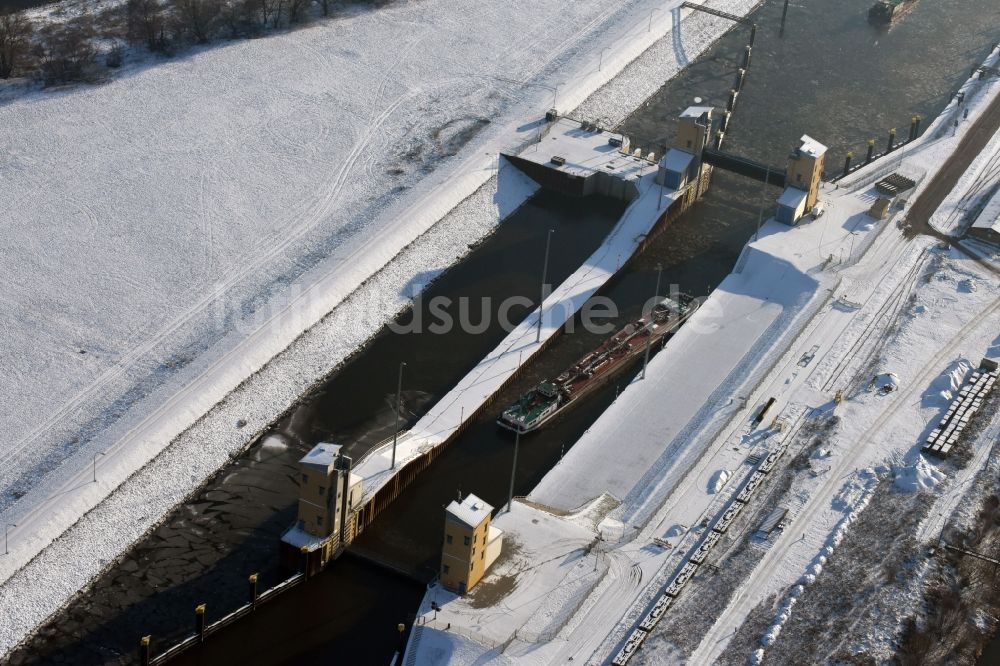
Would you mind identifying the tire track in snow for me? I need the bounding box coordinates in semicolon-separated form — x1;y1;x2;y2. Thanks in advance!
0;61;421;481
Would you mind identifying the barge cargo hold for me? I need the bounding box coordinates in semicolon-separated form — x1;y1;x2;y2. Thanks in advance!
498;294;696;434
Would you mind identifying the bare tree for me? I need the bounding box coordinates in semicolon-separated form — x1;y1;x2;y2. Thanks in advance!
0;10;34;79
126;0;168;50
36;21;98;85
252;0;277;30
285;0;309;24
217;0;244;37
172;0;220;43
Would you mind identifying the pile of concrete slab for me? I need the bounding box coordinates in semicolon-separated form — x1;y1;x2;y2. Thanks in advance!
923;361;998;457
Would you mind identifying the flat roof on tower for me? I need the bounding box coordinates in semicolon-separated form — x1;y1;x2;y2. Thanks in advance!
680;105;714;119
300;442;342;467
446;493;494;528
796;134;827;158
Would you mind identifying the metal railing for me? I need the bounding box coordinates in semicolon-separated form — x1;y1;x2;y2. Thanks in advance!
145;572;305;666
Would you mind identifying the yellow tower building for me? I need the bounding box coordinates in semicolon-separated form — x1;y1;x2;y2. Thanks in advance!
785;135;826;211
281;442;363;572
675;106;714;154
657;106;715;191
776;135;827;224
440;493;504;594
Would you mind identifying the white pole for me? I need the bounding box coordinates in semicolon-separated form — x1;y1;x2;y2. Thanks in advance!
507;430;520;513
537;229;554;343
755;166;770;241
391;361;407;469
642;263;663;380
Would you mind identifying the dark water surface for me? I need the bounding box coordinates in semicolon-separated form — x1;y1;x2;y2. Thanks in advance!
11;0;1000;663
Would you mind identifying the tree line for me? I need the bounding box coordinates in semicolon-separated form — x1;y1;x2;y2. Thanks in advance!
0;0;385;86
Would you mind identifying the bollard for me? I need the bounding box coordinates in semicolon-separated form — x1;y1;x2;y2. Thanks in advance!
300;545;310;579
743;45;752;69
715;130;724;150
909;116;918;141
843;151;853;177
749;23;757;47
735;67;746;91
249;573;259;609
914;115;921;138
720;111;732;134
195;604;207;643
139;635;152;666
866;139;875;164
727;89;738;112
887;128;896;153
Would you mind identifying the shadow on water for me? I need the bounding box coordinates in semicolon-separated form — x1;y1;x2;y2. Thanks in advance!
12;0;1000;663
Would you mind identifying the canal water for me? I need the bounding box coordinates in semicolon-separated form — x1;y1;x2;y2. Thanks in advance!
11;0;1000;664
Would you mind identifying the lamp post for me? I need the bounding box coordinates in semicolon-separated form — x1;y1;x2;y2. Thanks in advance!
536;229;554;343
391;361;407;469
754;166;770;242
93;451;105;483
507;429;520;513
641;263;663;380
4;523;14;556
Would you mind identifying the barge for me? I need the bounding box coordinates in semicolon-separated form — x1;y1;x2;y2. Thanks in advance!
498;294;696;434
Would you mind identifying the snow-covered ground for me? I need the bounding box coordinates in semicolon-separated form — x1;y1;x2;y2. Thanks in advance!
406;45;1000;666
0;0;758;657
